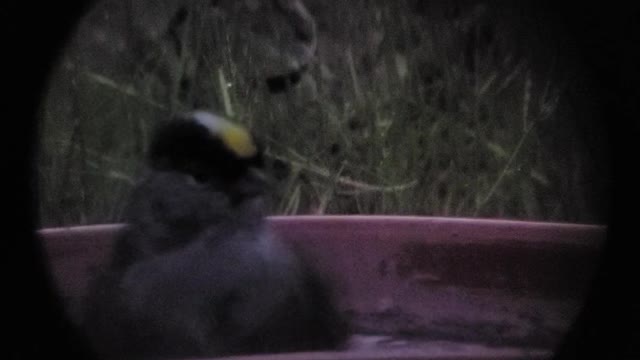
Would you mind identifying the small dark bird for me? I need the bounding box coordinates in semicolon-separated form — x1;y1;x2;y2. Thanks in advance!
82;111;348;359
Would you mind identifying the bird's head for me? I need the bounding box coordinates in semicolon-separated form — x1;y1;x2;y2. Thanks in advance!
148;111;269;201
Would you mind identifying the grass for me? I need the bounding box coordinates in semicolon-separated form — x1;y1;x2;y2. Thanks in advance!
36;1;609;227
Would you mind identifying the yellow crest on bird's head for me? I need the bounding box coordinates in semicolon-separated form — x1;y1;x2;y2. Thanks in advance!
189;111;257;159
220;125;257;159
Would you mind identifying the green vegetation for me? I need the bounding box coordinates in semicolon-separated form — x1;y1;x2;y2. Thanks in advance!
37;1;608;227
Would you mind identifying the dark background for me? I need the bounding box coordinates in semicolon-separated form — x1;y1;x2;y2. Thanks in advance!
3;1;638;358
36;0;616;226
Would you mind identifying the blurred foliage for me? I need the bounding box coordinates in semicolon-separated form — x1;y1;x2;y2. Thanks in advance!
37;0;610;227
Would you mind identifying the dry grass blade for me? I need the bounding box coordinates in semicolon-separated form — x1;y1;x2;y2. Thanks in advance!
266;150;417;194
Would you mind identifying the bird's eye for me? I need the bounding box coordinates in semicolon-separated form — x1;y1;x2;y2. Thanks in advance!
192;171;210;183
184;170;210;186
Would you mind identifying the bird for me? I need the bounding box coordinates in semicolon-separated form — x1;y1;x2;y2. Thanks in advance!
82;111;349;359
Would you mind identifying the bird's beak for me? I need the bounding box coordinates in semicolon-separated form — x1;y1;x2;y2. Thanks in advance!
235;167;272;197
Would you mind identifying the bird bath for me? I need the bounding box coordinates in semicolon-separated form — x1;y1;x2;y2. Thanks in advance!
39;215;605;360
